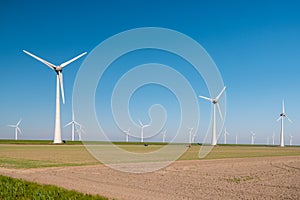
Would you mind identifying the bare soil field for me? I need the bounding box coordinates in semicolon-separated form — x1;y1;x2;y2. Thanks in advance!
0;156;299;200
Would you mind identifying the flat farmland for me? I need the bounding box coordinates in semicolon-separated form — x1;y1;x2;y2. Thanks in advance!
0;144;300;199
0;143;299;168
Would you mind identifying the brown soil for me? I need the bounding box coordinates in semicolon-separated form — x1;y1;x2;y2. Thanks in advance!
0;156;300;200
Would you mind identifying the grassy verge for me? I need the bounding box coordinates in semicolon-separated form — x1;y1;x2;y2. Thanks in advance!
0;175;108;200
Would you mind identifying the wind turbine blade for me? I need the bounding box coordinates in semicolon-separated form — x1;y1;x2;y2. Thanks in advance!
7;125;15;127
138;120;143;126
72;111;75;121
17;127;22;135
60;52;87;68
282;100;285;113
144;124;150;128
64;122;72;127
17;118;22;126
286;115;293;123
199;96;213;102
23;50;56;70
58;72;65;104
74;121;81;126
276;116;282;122
216;86;226;100
217;103;223;120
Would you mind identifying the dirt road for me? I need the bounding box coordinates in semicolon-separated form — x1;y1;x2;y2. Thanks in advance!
0;156;299;199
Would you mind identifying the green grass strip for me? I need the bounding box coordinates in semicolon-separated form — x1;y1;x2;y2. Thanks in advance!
0;175;108;200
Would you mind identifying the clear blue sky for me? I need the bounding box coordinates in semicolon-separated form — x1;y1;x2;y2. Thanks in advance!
0;0;299;144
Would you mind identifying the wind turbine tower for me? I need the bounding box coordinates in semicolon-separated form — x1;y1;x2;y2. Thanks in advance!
272;132;275;145
276;100;292;147
75;125;85;141
65;110;82;141
8;119;22;140
199;86;226;146
250;131;255;145
122;129;130;142
162;130;167;143
224;128;229;144
289;135;293;146
23;50;87;143
138;120;150;143
188;127;194;144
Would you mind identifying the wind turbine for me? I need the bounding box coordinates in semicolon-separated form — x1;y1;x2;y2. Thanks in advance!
122;129;130;142
23;50;87;143
64;110;82;141
250;131;255;145
289;135;293;146
188;127;194;144
276;100;292;147
162;130;167;143
138;120;150;143
235;133;238;145
7;119;22;140
224;128;229;144
199;86;226;146
192;132;196;143
75;125;85;141
272;132;275;145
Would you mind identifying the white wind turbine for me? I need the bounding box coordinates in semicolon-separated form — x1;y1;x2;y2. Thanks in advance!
64;110;82;141
162;130;167;143
272;132;275;145
224;128;229;144
122;129;130;142
235;133;238;145
8;119;22;140
188;127;194;144
199;86;226;146
289;135;293;146
138;120;150;143
276;100;292;147
192;132;196;143
250;131;255;145
75;125;85;141
23;50;87;143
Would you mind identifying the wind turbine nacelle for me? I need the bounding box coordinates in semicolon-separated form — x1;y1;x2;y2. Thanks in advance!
56;68;63;72
280;113;285;117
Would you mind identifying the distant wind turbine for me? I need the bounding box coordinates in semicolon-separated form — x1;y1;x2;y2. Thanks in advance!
162;130;167;143
75;125;85;141
122;129;130;142
192;132;196;143
188;127;194;144
64;110;82;141
289;135;293;146
272;132;275;145
8;119;22;140
23;50;87;143
138;120;150;143
276;100;292;147
199;86;226;145
224;128;229;144
250;131;255;145
235;133;238;145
